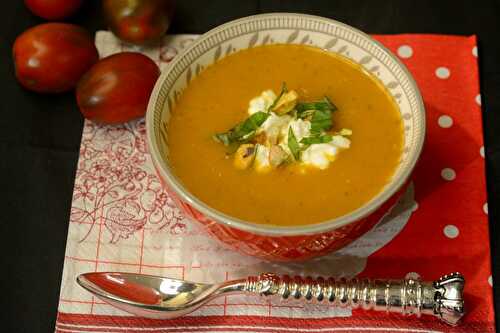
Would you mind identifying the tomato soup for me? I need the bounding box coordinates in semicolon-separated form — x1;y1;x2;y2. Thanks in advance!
167;44;403;226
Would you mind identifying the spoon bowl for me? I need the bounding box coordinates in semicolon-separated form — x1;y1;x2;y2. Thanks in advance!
77;272;244;319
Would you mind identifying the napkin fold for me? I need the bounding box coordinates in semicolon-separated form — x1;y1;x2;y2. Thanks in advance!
55;32;494;332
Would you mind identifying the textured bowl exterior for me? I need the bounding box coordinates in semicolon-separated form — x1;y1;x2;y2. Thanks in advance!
146;13;425;261
161;173;407;261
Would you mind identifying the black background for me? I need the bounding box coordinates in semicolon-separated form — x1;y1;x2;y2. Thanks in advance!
2;1;499;332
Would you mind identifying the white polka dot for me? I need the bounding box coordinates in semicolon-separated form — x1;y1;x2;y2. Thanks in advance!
438;115;453;128
483;203;488;215
472;46;478;58
444;225;459;238
480;146;485;158
435;67;450;79
397;45;413;59
488;275;493;286
476;94;482;106
441;168;456;181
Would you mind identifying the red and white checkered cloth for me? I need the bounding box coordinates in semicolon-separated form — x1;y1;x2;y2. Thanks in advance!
55;32;494;332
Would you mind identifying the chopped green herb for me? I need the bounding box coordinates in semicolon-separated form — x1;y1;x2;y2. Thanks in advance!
233;111;269;139
296;96;336;133
226;142;241;154
268;82;288;112
300;134;333;145
296;96;337;118
297;109;315;119
287;127;301;160
213;111;270;146
310;109;333;134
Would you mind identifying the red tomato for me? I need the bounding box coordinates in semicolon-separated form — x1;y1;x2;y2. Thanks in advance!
25;0;83;20
76;52;160;124
103;0;174;45
13;23;99;93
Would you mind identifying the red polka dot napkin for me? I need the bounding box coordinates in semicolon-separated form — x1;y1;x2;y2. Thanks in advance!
356;34;493;332
55;33;494;332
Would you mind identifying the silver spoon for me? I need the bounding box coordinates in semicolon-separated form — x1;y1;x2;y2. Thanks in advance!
77;271;465;325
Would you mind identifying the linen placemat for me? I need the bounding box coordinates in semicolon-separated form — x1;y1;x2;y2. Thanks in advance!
55;32;494;332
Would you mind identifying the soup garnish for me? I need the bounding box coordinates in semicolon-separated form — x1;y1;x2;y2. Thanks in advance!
213;83;352;172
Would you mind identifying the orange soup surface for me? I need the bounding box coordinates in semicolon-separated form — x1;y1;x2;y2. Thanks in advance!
167;44;403;226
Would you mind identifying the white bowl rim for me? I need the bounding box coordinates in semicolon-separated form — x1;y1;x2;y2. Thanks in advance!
146;12;426;237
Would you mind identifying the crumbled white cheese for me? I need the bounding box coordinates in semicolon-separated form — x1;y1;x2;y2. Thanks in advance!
282;118;311;143
254;144;272;172
301;143;339;169
248;90;277;115
260;112;292;144
301;135;351;169
330;135;351;149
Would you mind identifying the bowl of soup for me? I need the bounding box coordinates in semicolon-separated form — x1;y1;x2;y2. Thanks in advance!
146;13;425;261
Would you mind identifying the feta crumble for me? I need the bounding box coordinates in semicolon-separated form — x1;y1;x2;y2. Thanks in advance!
248;90;277;115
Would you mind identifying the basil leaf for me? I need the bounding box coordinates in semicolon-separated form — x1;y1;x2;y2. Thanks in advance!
214;111;270;146
233;112;269;139
310;109;333;134
297;109;315;119
300;134;333;145
268;82;288;112
288;127;301;160
226;142;241;155
296;96;335;134
297;96;337;113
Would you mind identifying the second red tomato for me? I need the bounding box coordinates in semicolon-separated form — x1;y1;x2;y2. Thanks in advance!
76;52;160;124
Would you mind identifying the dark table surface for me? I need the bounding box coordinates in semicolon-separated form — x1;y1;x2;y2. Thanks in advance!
2;1;499;332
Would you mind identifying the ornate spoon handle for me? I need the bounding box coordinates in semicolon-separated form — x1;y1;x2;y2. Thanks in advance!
242;272;465;326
